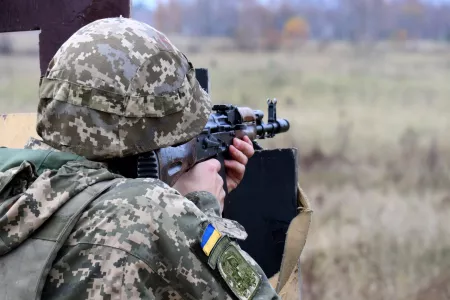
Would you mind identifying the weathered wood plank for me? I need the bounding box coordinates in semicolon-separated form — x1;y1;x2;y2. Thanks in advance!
0;0;40;32
0;113;38;148
0;0;131;75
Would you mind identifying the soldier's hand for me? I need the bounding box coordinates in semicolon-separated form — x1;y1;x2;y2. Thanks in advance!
224;136;255;193
173;159;226;206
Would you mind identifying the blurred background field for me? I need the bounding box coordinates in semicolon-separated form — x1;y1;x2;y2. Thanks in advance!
1;1;450;299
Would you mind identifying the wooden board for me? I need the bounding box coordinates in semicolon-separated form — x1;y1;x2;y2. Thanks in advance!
0;113;38;148
0;0;131;76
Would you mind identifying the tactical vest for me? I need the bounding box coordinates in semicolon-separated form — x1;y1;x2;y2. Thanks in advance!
0;176;120;300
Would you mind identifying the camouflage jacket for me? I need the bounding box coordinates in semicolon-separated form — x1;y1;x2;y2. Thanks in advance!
0;140;280;300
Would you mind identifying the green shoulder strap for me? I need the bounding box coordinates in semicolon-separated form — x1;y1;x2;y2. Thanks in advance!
0;148;84;175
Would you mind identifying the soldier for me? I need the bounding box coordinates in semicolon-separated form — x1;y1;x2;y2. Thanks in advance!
0;17;282;299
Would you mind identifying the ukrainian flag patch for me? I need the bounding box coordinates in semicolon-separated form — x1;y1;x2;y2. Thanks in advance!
201;224;222;256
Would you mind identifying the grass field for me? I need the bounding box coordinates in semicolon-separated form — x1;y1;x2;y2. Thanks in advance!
1;31;450;300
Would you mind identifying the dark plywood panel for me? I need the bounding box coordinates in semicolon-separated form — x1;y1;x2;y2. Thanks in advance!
223;148;299;277
195;68;210;94
0;0;131;75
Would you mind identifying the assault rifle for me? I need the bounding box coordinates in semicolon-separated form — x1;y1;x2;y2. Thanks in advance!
136;99;290;194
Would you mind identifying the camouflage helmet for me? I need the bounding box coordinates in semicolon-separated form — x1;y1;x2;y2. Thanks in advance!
37;17;211;160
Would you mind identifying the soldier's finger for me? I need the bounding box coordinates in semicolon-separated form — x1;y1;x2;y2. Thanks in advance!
224;159;245;181
243;135;253;146
206;158;221;173
233;138;254;159
229;145;248;165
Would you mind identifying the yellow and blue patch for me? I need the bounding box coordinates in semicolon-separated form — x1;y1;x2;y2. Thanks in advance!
201;224;222;256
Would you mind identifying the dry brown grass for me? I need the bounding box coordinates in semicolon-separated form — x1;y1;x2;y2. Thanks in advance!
174;38;450;300
1;32;450;299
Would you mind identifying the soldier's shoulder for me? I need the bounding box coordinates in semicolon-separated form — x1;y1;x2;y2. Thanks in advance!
103;176;179;202
69;176;201;249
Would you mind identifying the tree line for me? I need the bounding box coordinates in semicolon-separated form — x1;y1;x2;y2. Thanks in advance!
132;0;450;48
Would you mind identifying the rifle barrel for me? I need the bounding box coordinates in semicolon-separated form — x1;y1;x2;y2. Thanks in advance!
256;119;290;138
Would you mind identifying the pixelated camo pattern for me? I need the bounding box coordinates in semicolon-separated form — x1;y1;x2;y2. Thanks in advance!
42;170;279;299
1;159;279;299
37;17;211;160
0;160;119;255
24;137;58;151
0;162;36;209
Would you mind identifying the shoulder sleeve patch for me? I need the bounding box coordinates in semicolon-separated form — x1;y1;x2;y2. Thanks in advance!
201;223;222;256
208;216;248;241
217;243;261;300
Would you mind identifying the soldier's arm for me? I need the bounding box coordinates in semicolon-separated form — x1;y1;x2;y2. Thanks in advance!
41;179;279;300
